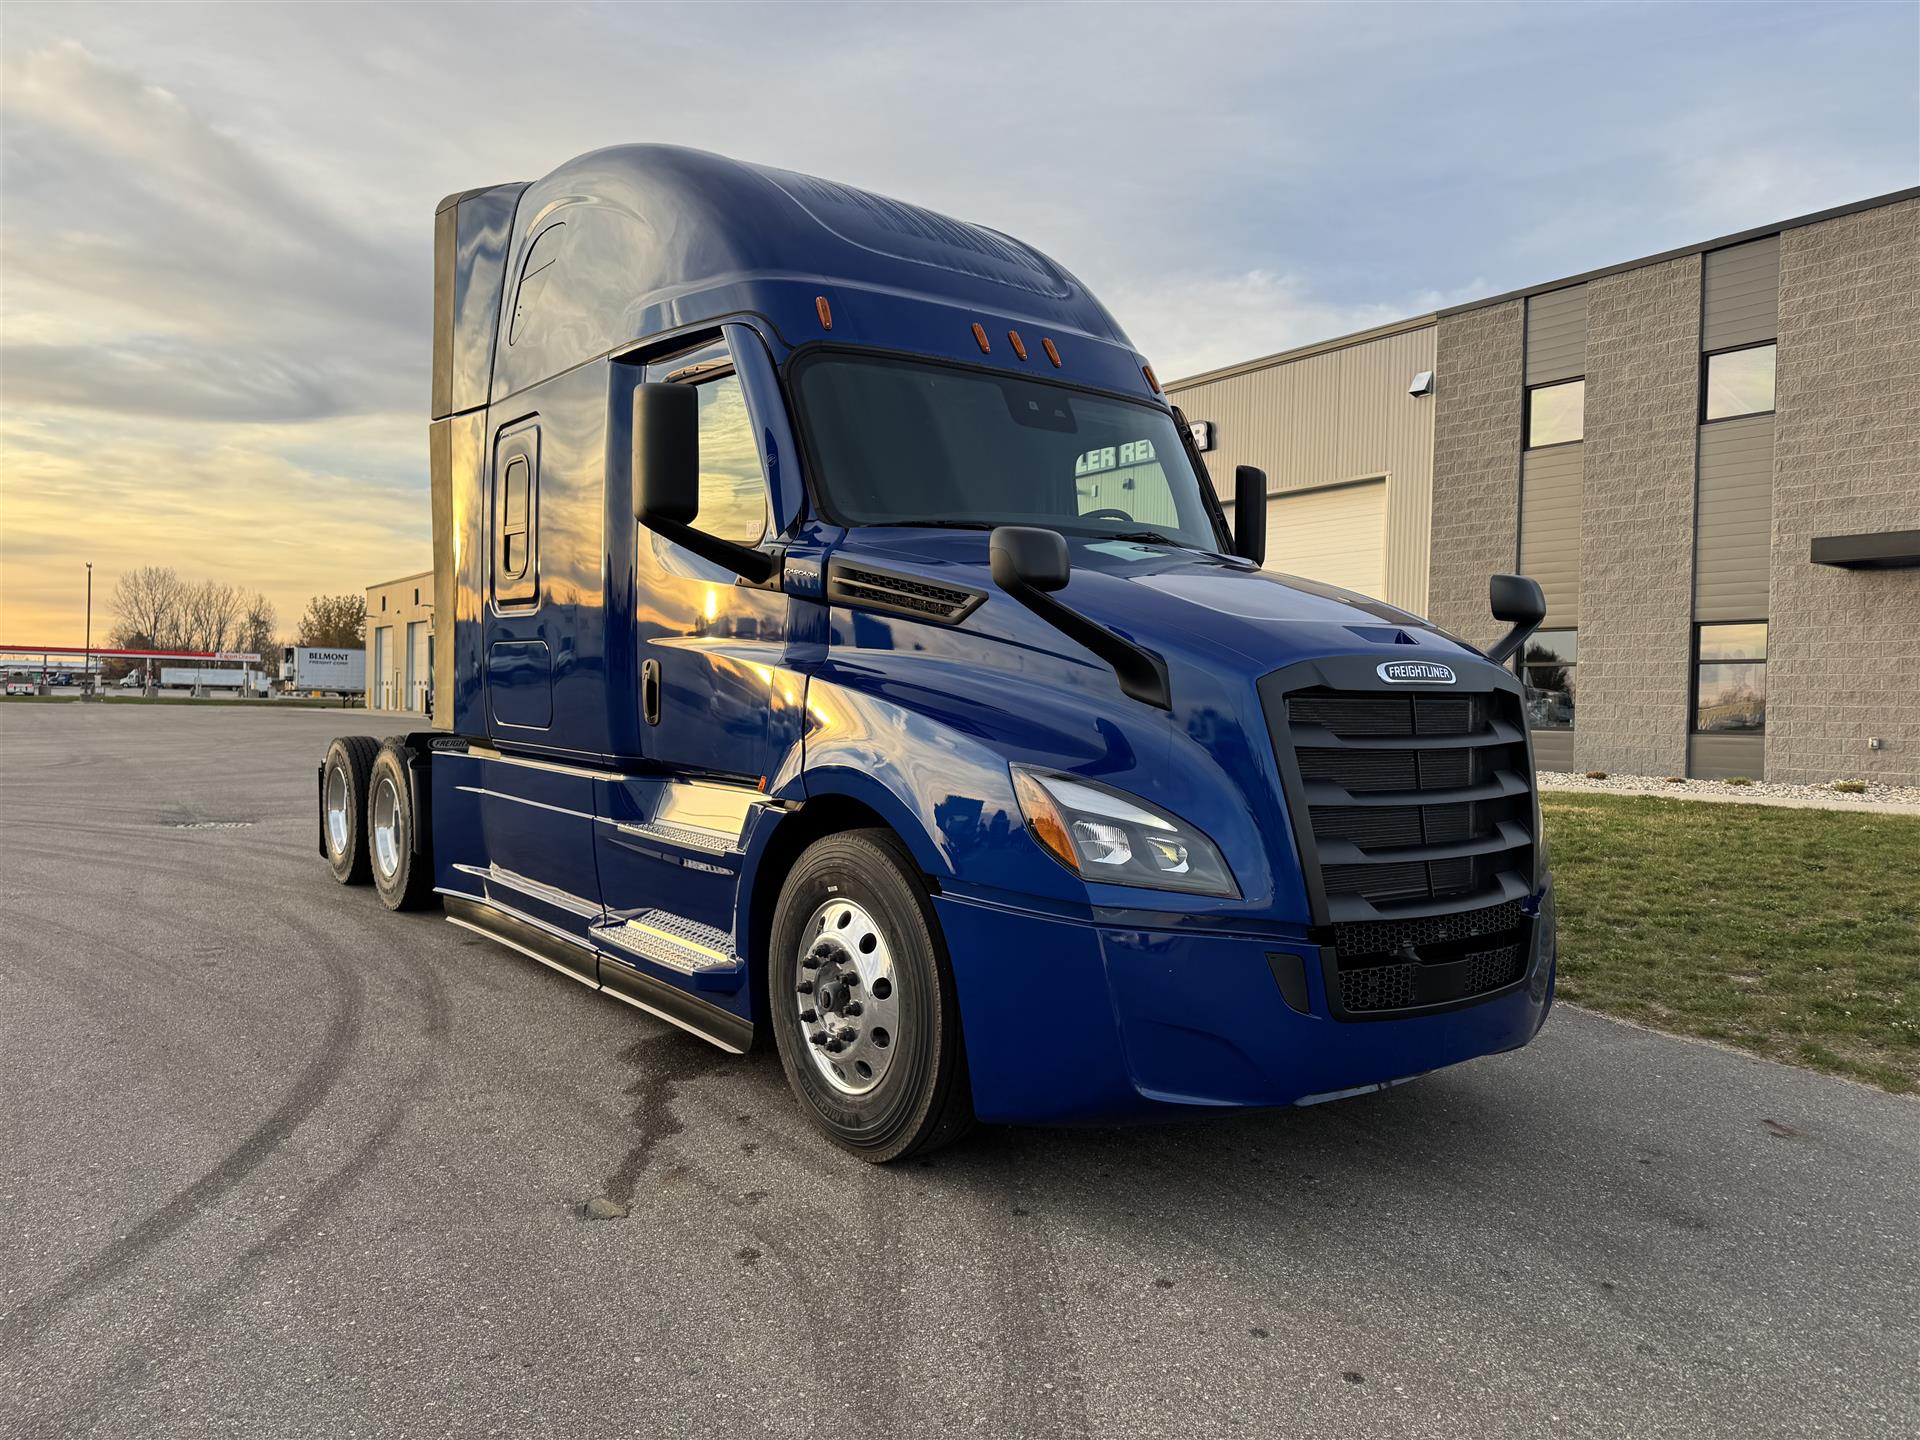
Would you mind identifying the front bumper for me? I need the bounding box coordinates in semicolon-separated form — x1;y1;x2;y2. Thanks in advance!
936;886;1556;1126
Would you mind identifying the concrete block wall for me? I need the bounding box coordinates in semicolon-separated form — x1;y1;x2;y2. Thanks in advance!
1574;255;1703;778
1767;198;1920;785
1427;300;1523;648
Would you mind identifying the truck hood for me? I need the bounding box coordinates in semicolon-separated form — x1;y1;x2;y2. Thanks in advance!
831;528;1486;674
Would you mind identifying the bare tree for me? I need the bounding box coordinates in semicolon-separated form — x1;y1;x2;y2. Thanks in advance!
111;566;186;651
236;593;279;669
180;580;245;654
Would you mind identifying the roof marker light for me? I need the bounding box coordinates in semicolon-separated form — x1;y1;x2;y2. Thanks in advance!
971;323;991;354
1142;363;1161;394
1041;337;1062;368
1007;330;1028;361
815;295;833;330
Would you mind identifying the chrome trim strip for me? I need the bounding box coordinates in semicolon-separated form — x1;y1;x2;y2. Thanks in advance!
455;785;596;822
451;861;601;918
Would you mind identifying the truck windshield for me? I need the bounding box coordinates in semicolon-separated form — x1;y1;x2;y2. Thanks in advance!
793;353;1224;550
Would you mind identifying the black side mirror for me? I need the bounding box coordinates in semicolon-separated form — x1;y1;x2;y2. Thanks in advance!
1232;466;1267;566
990;525;1070;593
632;383;699;527
989;526;1170;709
1484;573;1547;666
631;382;775;584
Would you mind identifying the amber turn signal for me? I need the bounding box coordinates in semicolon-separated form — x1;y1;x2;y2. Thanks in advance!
1041;337;1062;368
971;323;991;354
1007;330;1028;361
1011;769;1079;875
815;295;833;330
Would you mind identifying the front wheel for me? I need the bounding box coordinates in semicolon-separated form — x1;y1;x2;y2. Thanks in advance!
769;830;973;1162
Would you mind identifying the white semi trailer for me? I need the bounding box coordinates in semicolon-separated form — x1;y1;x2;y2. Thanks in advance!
159;667;270;693
279;647;367;696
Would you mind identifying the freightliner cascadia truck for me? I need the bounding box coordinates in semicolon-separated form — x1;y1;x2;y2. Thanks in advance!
318;146;1556;1161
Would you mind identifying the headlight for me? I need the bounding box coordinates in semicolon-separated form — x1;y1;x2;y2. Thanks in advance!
1010;766;1238;897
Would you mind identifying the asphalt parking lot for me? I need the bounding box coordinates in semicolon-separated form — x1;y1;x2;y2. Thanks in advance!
3;704;1916;1439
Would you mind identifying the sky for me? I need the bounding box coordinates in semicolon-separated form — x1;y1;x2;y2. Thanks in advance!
1;1;1915;645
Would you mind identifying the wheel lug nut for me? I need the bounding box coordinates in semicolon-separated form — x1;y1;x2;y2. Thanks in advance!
843;1002;862;1017
808;1030;826;1046
797;980;814;995
800;1007;818;1022
839;1026;859;1043
801;958;822;971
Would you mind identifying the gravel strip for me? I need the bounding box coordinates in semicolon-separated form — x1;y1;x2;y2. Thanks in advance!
1539;769;1920;814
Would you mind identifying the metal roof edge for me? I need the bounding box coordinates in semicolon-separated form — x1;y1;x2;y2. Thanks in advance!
365;568;435;592
1166;313;1438;391
1168;186;1919;390
1435;185;1920;316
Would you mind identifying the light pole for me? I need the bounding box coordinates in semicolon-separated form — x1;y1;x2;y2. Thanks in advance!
84;562;93;695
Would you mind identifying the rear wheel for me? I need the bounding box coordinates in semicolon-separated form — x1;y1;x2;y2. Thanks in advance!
769;829;973;1162
321;736;379;884
369;741;435;911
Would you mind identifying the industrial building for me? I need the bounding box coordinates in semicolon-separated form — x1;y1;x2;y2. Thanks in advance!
1169;188;1918;784
365;569;434;713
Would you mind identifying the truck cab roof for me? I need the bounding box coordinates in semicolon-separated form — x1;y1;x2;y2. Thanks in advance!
433;144;1150;420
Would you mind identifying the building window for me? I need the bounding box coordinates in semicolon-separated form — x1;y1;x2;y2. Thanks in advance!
381;596;387;612
1525;379;1584;448
413;587;420;605
1518;629;1576;731
1694;622;1767;732
1703;343;1775;421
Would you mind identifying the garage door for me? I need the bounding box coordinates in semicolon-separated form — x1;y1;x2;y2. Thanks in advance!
1263;480;1386;599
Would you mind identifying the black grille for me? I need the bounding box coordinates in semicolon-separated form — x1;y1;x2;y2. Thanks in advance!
827;563;983;624
1336;941;1527;1015
1279;685;1535;913
1331;899;1525;957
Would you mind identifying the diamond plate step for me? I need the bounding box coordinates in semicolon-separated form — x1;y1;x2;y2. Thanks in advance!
592;910;743;993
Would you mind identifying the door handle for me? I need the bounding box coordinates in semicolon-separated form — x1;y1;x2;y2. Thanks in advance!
642;658;661;726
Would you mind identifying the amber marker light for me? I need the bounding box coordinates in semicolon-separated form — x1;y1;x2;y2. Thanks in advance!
1011;768;1080;876
815;295;833;330
1041;337;1062;368
971;323;991;353
1142;363;1162;394
1007;330;1028;361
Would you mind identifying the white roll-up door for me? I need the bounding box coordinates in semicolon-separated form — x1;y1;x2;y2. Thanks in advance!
1262;480;1387;598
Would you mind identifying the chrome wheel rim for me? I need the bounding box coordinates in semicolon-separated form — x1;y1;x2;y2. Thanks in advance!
371;775;401;880
796;898;901;1096
325;764;351;857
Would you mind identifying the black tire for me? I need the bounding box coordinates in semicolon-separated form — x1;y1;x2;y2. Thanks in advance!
368;741;436;912
769;829;973;1163
321;735;379;885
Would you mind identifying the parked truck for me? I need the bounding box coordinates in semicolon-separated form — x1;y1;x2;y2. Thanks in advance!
317;146;1556;1161
281;646;367;696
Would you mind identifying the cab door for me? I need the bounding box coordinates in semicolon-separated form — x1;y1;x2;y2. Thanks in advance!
591;332;793;986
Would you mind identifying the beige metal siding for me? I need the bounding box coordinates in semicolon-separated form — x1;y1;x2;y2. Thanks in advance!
1263;481;1387;598
1702;236;1780;351
1166;325;1435;613
1519;445;1583;626
1525;285;1587;384
1694;414;1774;621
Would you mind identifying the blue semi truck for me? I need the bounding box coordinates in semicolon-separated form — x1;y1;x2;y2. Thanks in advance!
319;146;1556;1161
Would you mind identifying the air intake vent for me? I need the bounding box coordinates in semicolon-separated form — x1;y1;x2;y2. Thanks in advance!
826;562;985;625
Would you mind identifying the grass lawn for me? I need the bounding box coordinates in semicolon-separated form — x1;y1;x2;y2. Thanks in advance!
1544;793;1920;1093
